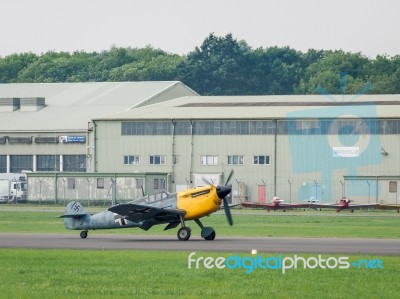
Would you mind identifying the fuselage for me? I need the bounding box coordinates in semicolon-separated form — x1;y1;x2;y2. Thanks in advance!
64;211;141;230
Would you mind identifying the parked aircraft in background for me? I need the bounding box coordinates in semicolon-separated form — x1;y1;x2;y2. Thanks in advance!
309;197;379;212
241;196;396;213
241;196;310;212
60;171;234;241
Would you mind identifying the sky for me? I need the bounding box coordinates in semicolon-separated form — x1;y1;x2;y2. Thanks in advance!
1;0;400;58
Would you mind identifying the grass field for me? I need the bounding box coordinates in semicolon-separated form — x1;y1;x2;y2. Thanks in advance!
0;206;399;298
0;207;399;238
0;249;399;299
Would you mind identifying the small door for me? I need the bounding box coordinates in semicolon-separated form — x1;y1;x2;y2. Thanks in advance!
258;185;266;203
389;181;399;204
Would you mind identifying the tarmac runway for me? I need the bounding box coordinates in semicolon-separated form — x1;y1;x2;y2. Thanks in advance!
0;233;399;255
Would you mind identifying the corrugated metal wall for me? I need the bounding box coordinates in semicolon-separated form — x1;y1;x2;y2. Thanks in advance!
93;119;400;205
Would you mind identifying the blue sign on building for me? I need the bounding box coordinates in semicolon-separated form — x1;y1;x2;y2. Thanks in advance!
60;136;86;143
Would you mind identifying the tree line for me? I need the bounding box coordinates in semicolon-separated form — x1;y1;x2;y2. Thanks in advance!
1;33;399;95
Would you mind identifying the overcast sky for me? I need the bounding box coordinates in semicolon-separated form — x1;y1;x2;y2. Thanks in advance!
1;0;399;58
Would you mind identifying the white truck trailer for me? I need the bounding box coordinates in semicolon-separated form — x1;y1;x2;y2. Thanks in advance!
0;173;28;203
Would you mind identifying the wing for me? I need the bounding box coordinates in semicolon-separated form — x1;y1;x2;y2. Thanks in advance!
280;203;310;208
378;204;400;212
108;203;186;231
241;202;274;209
310;203;379;210
349;203;379;210
309;203;340;209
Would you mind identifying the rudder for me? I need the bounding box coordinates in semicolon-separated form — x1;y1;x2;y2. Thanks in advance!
62;201;88;217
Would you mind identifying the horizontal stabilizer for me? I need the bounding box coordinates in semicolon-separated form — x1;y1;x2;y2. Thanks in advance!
58;214;87;219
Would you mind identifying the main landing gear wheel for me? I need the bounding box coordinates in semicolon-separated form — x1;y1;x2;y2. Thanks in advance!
200;227;216;241
80;231;88;239
204;230;216;241
177;227;191;241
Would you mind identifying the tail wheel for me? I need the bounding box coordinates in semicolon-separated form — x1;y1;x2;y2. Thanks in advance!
177;227;191;241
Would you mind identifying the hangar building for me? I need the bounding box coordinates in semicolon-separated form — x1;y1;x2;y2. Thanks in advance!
1;82;399;205
92;94;400;205
0;82;198;203
0;81;197;173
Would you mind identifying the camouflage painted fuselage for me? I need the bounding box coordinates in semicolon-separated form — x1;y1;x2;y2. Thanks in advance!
63;209;141;230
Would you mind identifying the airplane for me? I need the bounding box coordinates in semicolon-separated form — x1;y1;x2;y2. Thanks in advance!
60;171;234;241
241;196;310;212
309;197;379;212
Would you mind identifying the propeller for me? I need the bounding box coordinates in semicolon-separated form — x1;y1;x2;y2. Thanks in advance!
201;170;234;225
224;169;234;186
217;169;234;226
222;193;233;226
202;177;214;186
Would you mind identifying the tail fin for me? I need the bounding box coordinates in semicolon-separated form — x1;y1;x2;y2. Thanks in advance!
60;201;88;218
60;201;90;230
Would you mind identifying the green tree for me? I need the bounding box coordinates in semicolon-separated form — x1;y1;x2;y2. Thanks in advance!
16;51;99;82
367;55;400;93
0;53;38;83
295;51;371;94
0;35;399;95
250;46;304;94
108;47;183;81
178;33;252;95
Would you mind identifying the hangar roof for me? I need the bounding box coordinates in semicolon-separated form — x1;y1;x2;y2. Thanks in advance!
94;94;400;121
0;82;198;131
